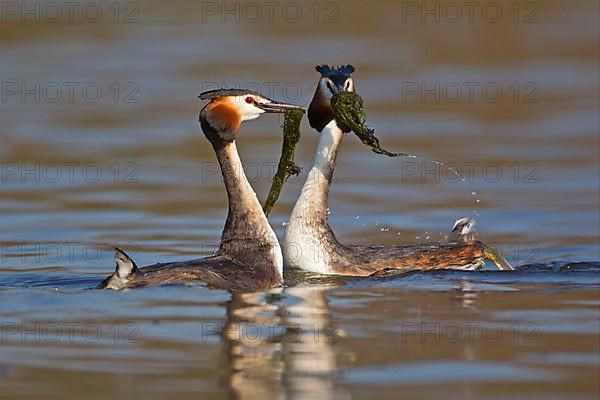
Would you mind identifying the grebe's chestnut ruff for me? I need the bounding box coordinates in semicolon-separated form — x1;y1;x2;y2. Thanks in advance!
100;89;304;290
283;65;513;276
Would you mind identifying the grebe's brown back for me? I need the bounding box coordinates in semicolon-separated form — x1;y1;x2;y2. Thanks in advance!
100;89;304;290
282;65;512;276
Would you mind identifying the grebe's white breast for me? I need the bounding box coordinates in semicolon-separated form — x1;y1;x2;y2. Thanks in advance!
283;120;343;274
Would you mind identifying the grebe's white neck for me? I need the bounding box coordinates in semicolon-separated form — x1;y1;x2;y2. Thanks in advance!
283;120;344;274
296;120;343;211
216;141;283;278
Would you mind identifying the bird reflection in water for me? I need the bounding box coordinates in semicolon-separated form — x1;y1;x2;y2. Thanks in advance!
220;285;347;400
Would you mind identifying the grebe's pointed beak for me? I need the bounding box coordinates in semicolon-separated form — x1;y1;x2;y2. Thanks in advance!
257;100;306;113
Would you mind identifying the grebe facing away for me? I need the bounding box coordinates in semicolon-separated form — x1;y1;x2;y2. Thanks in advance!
283;65;513;276
100;89;304;290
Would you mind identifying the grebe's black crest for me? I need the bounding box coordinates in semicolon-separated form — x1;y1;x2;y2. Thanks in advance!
198;88;264;100
309;64;356;132
315;64;355;77
315;64;355;88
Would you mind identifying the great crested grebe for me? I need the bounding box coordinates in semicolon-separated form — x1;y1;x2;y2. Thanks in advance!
100;89;304;290
282;65;512;276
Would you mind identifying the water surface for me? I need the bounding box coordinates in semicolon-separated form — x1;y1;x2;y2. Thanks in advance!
1;0;599;398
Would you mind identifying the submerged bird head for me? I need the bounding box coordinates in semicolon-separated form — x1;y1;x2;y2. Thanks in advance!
308;64;355;132
199;89;303;143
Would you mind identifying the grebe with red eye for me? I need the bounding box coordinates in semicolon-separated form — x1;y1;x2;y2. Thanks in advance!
99;89;304;290
282;65;513;275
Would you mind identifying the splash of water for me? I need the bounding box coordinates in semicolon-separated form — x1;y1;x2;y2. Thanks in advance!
330;91;483;225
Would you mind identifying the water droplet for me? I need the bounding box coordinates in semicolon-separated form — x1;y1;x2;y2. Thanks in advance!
282;222;288;227
326;208;331;216
354;215;360;220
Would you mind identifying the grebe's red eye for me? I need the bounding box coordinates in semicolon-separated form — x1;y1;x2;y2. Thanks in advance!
245;96;254;104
